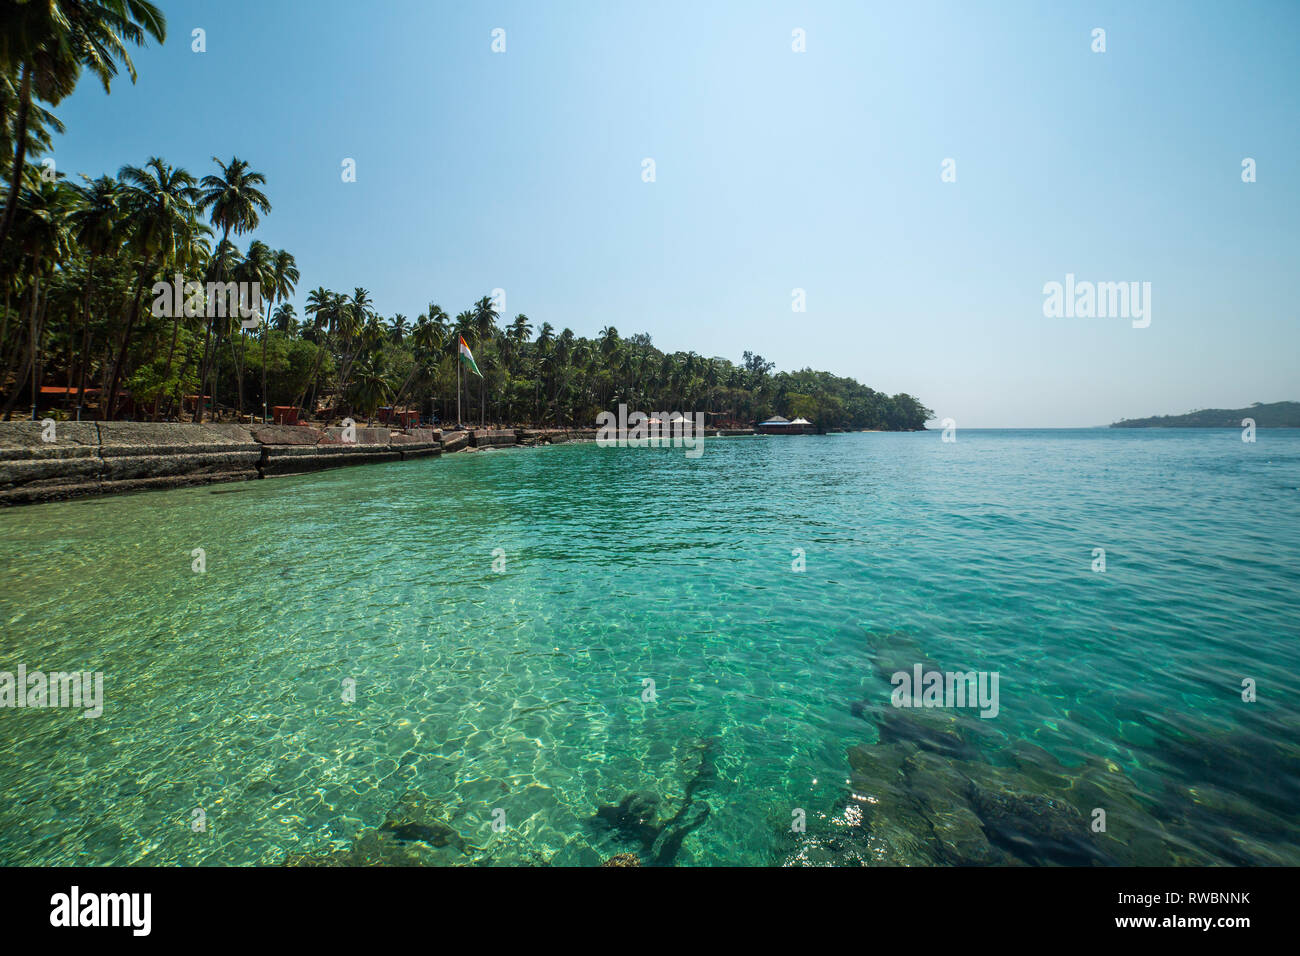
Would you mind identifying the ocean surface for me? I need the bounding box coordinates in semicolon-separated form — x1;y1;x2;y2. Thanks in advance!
1;428;1298;866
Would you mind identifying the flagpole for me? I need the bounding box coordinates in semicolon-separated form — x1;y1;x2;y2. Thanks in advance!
456;340;461;427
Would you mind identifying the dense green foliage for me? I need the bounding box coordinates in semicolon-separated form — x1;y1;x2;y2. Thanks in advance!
0;2;931;430
1111;401;1300;428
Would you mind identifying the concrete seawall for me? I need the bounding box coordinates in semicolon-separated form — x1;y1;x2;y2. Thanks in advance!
0;422;442;506
517;428;598;445
470;428;518;449
0;423;754;506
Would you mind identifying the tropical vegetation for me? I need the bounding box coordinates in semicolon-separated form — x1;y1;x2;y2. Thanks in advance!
0;1;931;431
1111;401;1300;429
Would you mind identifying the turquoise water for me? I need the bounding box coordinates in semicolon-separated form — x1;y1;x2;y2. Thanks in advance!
1;429;1298;866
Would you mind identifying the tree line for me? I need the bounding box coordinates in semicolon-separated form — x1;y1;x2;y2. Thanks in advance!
0;1;932;431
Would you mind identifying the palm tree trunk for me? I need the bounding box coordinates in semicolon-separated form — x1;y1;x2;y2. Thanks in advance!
29;288;49;420
209;340;225;420
1;348;32;419
105;258;155;420
260;293;273;423
194;226;232;421
0;275;39;420
0;65;32;252
294;344;327;416
388;360;423;423
153;306;183;421
194;311;214;422
229;331;245;419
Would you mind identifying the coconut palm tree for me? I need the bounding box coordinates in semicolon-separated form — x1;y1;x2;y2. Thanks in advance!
197;156;270;248
358;314;386;357
389;313;444;422
349;352;392;424
194;156;269;420
333;287;371;412
293;286;332;414
0;168;73;419
104;157;198;419
0;0;166;252
424;303;448;338
272;302;296;335
532;321;554;423
257;248;298;420
509;313;532;346
198;236;241;419
471;296;498;425
65;173;121;418
230;239;273;417
472;295;498;342
152;207;210;419
451;309;475;423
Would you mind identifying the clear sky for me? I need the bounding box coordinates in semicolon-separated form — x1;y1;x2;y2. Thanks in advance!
45;0;1300;426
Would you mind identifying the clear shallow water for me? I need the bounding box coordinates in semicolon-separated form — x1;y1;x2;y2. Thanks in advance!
1;429;1298;866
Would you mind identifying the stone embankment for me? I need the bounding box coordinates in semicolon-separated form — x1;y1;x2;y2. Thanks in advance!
0;422;753;505
0;421;441;505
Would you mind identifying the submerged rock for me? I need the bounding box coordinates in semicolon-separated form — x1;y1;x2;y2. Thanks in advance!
592;791;661;848
380;791;468;854
600;853;641;867
282;790;471;866
967;785;1102;866
590;738;719;866
877;707;980;761
379;821;462;848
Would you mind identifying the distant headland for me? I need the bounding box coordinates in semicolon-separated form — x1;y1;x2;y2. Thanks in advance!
1110;401;1300;428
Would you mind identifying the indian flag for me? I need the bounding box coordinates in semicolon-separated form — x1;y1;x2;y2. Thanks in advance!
458;335;482;377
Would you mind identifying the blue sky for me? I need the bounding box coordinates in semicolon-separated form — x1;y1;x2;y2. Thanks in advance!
46;0;1300;426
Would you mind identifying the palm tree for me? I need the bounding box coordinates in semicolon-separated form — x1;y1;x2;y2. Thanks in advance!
152;207;210;419
199;236;241;419
334;287;371;413
105;157;198;419
0;67;65;182
0;168;72;419
509;313;532;346
0;0;166;251
388;313;408;344
451;309;475;423
66;174;121;418
472;295;498;342
425;303;448;338
194;156;269;420
294;286;333;414
272;302;296;335
231;239;273;417
390;313;444;422
358;314;386;357
471;296;498;425
349;352;392;424
533;321;553;423
257;248;298;420
197;156;270;247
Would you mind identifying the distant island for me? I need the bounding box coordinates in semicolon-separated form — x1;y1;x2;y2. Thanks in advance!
1111;401;1300;428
